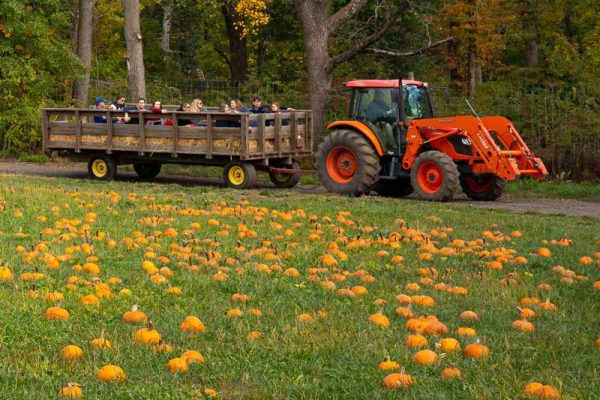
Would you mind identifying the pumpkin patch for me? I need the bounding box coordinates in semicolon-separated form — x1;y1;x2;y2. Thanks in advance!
0;174;597;397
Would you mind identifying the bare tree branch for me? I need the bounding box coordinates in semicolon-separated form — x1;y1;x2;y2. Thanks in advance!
327;0;369;34
368;36;455;57
329;1;409;71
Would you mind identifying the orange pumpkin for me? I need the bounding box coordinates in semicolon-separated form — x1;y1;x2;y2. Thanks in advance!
122;305;148;324
167;357;189;373
134;325;161;344
405;334;428;348
58;383;83;398
180;316;206;333
382;372;414;388
463;342;490;359
438;338;461;353
440;366;462;379
61;345;83;361
413;349;437;365
368;311;390;328
45;306;70;320
96;364;126;383
378;358;400;371
181;350;205;364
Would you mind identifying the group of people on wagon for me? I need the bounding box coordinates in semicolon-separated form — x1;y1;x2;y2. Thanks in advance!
93;96;292;127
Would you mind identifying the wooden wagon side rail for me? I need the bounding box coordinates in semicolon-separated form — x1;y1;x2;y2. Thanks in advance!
43;108;313;160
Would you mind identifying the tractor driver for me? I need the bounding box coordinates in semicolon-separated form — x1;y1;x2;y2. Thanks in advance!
364;88;397;153
365;89;394;124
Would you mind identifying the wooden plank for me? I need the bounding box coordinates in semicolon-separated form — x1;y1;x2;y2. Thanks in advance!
106;112;114;154
171;113;178;157
41;110;50;152
138;112;145;155
75;110;81;153
240;114;249;160
258;114;265;158
289;111;298;156
206;114;213;159
274;113;282;157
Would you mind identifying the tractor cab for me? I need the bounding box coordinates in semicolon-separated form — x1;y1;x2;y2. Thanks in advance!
346;80;433;155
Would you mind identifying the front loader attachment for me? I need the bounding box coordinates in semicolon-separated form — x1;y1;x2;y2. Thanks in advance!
403;116;548;181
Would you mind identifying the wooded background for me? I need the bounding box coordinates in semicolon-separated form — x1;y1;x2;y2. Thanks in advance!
1;0;599;179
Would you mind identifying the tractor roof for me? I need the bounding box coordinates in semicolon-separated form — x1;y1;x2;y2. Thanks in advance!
345;79;426;88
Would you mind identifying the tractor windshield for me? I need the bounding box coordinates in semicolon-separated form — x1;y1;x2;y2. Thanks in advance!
402;84;433;121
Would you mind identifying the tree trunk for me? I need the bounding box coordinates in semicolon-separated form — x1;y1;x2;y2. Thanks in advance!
161;0;175;53
467;45;478;97
72;0;94;107
526;38;538;67
294;1;332;151
221;1;248;83
122;0;146;99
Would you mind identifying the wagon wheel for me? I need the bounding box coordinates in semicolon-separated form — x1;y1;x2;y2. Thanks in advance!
133;163;162;180
223;162;257;189
88;154;117;181
410;151;459;202
316;129;380;196
269;160;301;188
460;173;506;201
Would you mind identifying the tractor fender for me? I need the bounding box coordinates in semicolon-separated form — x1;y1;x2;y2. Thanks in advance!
327;121;384;156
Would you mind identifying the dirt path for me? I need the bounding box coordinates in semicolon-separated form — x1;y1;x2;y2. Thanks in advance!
1;160;598;219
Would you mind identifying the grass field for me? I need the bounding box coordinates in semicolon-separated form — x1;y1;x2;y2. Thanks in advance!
0;174;598;399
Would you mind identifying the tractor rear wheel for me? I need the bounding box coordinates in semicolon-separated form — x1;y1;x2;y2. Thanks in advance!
460;173;506;201
133;163;161;180
410;151;459;202
373;178;414;197
317;129;380;196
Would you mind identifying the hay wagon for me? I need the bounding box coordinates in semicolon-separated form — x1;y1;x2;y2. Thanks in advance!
41;108;313;188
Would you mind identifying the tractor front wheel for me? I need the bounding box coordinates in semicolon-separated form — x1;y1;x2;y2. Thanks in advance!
410;151;459;202
460;173;506;201
316;129;380;196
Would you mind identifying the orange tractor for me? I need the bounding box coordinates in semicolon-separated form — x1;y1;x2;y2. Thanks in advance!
316;79;547;201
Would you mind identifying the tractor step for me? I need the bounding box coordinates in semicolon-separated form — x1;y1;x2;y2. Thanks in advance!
501;150;523;157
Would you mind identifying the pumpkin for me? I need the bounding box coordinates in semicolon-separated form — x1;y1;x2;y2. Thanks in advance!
463;342;490;359
181;350;205;364
406;334;428;348
523;382;544;396
459;310;479;321
154;341;173;353
382;371;414;388
512;319;535;333
180;316;206;333
395;294;412;304
413;349;437;365
297;313;314;322
61;345;83;361
0;266;13;281
91;331;112;349
81;294;99;306
368;311;390;328
538;385;560;399
247;331;263;340
537;248;551;257
440;367;462;379
539;299;558;312
438;338;461;353
395;306;414;319
167;357;189;373
595;337;600;348
122;304;148;324
424;320;449;336
134;324;161;344
518;308;536;319
378;358;400;371
45;306;70;320
96;364;126;383
456;327;476;337
58;383;83;398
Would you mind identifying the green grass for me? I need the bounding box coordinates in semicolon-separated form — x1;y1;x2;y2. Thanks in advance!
506;178;600;201
0;174;598;399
